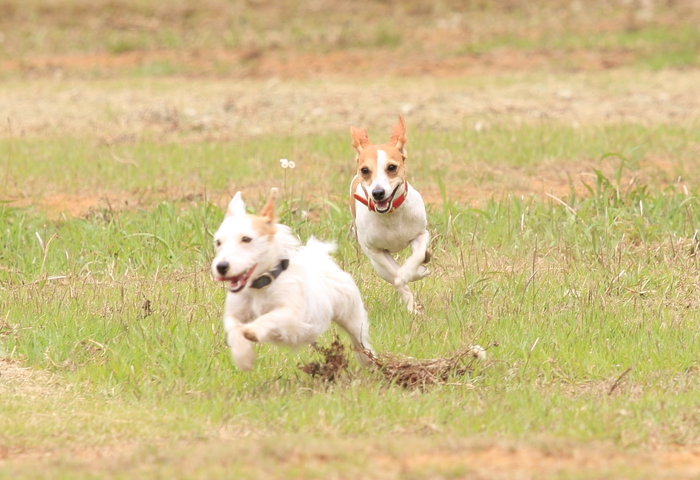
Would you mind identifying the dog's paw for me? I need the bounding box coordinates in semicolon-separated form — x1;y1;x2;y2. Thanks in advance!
407;302;424;315
396;265;430;286
228;331;257;371
242;327;259;343
405;300;416;314
414;265;430;280
232;351;256;371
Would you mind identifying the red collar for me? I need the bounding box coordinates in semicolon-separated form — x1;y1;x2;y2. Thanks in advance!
354;182;409;213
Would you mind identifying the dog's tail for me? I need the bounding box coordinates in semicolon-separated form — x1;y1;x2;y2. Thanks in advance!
305;237;337;255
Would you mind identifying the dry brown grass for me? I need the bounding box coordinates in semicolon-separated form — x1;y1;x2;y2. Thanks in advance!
299;338;493;389
298;339;349;382
367;346;488;389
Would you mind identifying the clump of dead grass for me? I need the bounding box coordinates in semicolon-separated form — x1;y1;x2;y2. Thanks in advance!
298;339;349;382
299;339;492;389
366;344;489;389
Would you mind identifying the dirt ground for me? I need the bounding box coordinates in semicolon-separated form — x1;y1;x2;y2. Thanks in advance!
3;40;700;477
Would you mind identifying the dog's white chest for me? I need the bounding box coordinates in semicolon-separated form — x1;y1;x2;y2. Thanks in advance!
354;187;427;253
226;291;275;323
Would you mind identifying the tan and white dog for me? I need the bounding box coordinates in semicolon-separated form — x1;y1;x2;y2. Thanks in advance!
350;115;431;313
212;188;373;371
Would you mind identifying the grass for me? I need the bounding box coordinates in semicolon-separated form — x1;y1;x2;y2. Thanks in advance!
458;23;700;70
3;186;700;430
2;118;700;479
3;122;700;206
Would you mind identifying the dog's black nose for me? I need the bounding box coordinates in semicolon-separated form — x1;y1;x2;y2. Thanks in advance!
372;187;385;200
216;261;229;275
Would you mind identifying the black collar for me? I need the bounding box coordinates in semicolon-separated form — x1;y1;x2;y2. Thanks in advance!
250;259;290;289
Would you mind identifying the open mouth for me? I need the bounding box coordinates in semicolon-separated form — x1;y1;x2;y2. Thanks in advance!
374;197;392;213
373;184;402;214
218;264;257;292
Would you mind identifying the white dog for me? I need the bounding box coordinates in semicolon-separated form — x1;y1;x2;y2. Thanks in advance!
212;188;373;371
349;115;431;314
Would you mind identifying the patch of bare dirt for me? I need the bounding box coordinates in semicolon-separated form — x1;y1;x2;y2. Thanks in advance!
4;436;700;479
396;445;700;479
0;358;60;401
0;46;640;80
10;193;128;218
7;188;274;219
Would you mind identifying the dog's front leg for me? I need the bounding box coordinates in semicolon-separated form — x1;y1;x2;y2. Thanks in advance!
394;230;430;287
241;307;314;347
366;248;400;284
224;315;256;371
370;250;417;313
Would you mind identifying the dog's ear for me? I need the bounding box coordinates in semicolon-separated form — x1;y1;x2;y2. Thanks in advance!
226;191;247;218
259;188;277;223
350;126;371;154
388;114;407;154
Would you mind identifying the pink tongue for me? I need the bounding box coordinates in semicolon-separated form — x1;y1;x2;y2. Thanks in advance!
377;198;391;209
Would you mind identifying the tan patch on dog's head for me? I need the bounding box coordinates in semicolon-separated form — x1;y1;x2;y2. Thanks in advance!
355;144;407;187
351;114;408;184
250;188;278;238
350;115;409;211
249;215;277;237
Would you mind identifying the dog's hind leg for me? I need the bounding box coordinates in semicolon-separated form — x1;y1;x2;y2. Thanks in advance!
224;316;256;371
333;299;373;366
395;231;430;288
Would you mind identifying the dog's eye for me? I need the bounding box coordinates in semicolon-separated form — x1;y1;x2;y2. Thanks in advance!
387;164;397;173
241;236;252;243
360;167;370;175
215;239;222;247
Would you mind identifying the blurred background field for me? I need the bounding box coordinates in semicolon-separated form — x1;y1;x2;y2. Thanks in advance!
1;0;700;76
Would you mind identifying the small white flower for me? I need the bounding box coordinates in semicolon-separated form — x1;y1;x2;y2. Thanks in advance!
468;345;487;361
288;161;296;169
279;158;289;168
